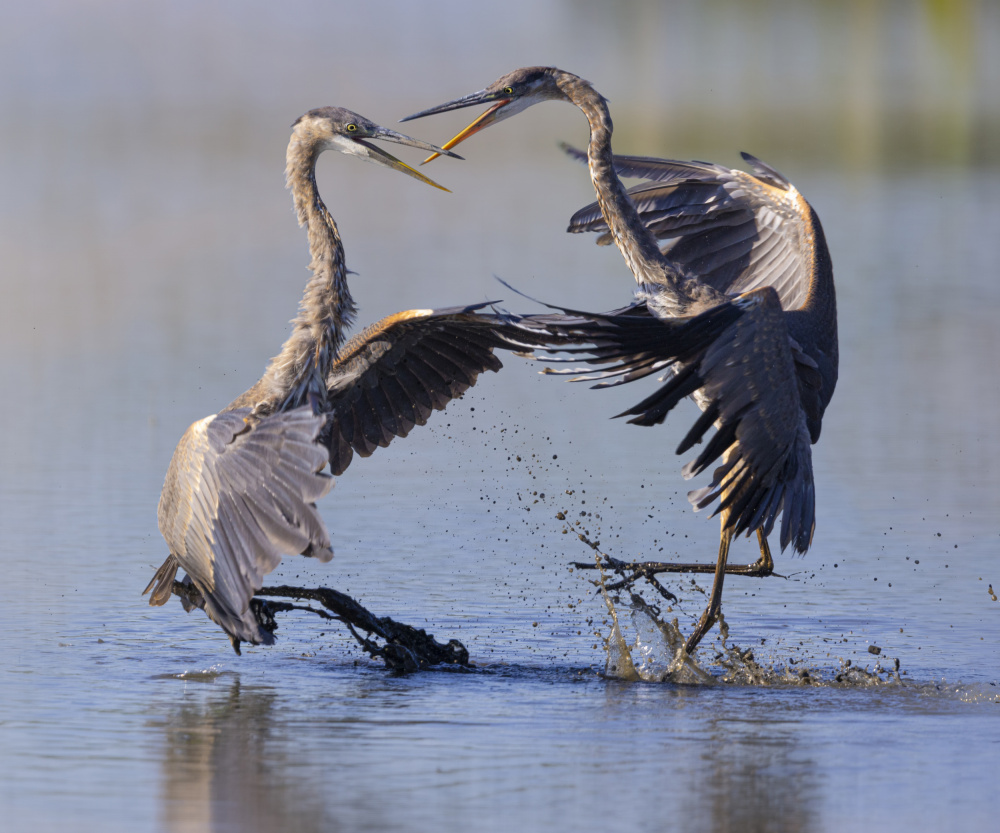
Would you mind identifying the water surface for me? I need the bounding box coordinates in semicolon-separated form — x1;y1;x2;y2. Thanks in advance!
1;2;998;831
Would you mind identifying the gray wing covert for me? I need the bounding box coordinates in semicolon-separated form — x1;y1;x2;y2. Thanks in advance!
564;149;816;311
155;406;333;645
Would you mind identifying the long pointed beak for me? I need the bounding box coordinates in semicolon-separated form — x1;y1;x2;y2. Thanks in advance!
401;91;511;165
355;127;463;191
401;89;497;122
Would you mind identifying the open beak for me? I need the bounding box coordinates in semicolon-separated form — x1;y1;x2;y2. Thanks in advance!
350;127;463;191
401;90;512;164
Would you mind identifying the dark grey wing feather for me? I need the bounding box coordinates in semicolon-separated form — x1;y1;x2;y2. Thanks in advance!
564;149;816;311
677;292;814;552
623;289;814;552
562;143;730;185
155;406;333;644
323;303;530;476
501;300;711;387
739;152;793;189
503;289;815;553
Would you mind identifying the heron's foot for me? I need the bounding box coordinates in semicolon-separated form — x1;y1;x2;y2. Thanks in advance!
733;553;775;578
684;606;721;655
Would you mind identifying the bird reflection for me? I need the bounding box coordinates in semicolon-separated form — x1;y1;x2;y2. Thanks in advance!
594;684;820;832
682;714;820;833
156;678;333;832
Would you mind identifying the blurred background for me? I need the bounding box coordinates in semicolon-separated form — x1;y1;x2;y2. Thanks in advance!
2;0;997;545
1;1;998;830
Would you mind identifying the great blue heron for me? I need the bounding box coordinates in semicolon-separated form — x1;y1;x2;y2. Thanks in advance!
403;67;838;653
145;107;537;652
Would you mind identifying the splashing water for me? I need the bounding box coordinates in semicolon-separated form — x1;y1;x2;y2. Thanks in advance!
597;569;919;689
601;585;713;683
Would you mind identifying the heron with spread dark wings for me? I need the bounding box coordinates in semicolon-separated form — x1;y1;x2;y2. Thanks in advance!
145;108;539;652
404;67;838;653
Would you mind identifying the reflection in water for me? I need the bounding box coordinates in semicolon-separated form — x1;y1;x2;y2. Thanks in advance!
690;717;819;833
153;667;825;833
592;681;821;833
156;676;335;833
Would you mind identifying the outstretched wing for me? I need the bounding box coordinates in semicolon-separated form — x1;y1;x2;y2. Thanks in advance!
323;303;528;476
564;148;820;312
153;406;333;645
505;288;816;552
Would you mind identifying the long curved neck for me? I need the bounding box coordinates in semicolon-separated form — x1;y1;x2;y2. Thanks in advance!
555;73;668;287
235;133;356;416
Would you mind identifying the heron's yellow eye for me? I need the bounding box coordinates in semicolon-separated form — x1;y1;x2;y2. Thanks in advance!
346;123;358;132
503;86;514;96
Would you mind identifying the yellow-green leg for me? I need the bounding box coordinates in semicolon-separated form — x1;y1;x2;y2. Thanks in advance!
684;528;774;654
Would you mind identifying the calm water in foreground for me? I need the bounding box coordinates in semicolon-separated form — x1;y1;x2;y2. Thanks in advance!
2;3;999;831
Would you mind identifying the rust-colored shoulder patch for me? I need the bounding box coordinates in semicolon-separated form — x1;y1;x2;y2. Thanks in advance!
791;188;818;305
332;309;435;367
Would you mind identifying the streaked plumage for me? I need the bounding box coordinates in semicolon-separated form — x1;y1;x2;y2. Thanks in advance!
146;108;532;651
405;68;837;651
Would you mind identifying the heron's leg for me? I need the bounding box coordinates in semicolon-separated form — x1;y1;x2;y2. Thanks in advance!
684;525;733;654
749;529;774;575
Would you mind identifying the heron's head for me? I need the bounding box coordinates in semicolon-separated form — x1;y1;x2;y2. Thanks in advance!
290;107;461;191
401;67;573;163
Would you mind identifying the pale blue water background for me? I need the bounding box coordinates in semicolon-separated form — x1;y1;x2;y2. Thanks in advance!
1;1;998;831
